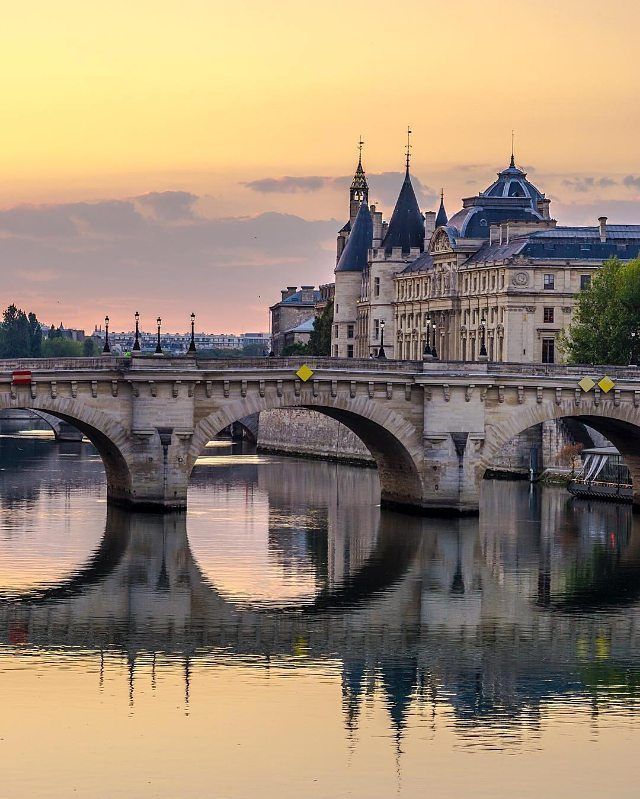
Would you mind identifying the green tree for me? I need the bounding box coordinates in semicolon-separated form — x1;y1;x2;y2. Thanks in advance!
28;312;43;357
83;337;101;356
308;300;333;355
0;305;33;357
282;342;310;356
41;337;84;357
562;257;640;365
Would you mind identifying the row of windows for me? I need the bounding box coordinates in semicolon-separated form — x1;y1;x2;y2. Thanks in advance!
395;271;592;300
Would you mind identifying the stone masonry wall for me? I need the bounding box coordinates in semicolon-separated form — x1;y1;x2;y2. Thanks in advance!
257;408;373;464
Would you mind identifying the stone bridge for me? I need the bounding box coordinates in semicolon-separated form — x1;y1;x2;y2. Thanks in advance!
2;355;640;514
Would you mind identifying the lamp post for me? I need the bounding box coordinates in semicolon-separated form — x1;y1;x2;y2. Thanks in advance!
187;312;197;355
377;319;387;359
630;330;639;367
102;315;111;354
155;316;163;355
431;317;438;360
133;311;141;352
423;314;432;358
479;314;488;359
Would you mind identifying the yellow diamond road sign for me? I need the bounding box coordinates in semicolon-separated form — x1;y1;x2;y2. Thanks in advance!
598;376;615;393
296;364;314;382
578;377;596;392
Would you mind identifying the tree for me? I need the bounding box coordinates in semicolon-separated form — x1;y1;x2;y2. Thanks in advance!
0;305;34;358
83;337;101;356
282;342;310;356
41;337;84;357
562;257;640;365
308;300;333;356
28;313;42;357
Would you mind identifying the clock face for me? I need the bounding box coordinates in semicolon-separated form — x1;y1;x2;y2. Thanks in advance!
513;271;529;287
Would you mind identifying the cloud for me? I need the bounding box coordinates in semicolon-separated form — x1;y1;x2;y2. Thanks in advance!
242;171;438;208
0;194;338;332
242;176;330;193
561;176;618;193
135;191;198;221
623;175;640;190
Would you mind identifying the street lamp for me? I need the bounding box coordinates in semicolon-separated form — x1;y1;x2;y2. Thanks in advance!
431;317;438;360
479;314;488;358
188;312;197;355
103;315;111;354
630;330;639;367
423;314;432;358
155;316;163;355
377;319;387;359
133;311;141;352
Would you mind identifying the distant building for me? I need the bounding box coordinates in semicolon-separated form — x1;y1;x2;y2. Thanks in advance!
92;325;269;355
269;286;321;355
41;324;87;342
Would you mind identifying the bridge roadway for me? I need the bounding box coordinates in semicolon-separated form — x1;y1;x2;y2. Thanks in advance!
2;355;640;513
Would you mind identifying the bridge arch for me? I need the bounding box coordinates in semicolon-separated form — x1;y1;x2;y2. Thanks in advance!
190;393;425;512
0;395;133;504
481;400;640;503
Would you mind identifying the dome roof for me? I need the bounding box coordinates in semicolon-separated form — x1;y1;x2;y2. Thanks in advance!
482;156;544;203
447;205;542;239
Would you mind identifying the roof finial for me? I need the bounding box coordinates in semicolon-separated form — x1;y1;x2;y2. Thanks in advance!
510;130;516;168
358;135;364;166
440;187;444;202
405;126;412;174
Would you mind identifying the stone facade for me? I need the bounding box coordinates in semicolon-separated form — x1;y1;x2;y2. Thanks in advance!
331;150;640;364
269;286;320;355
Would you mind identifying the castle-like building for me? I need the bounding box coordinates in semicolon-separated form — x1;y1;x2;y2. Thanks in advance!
333;145;640;362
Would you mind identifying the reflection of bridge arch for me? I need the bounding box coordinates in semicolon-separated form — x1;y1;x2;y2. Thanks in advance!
481;402;640;501
190;394;424;511
1;508;423;618
0;395;133;504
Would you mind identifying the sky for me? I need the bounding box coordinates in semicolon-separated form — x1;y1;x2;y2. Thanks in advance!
1;0;640;333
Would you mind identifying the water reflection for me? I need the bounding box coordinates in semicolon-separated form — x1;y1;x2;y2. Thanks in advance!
1;429;640;796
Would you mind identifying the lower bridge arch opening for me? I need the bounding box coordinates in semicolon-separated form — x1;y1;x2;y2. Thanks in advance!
0;401;133;507
481;409;640;506
190;400;426;513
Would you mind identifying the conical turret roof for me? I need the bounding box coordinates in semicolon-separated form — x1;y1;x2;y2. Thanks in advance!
335;201;372;272
435;190;448;227
382;170;424;255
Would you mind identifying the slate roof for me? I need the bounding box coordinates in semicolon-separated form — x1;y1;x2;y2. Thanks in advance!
482;157;545;203
447;205;542;240
285;316;316;334
382;170;425;254
280;290;321;305
435;193;448;227
465;225;640;265
335;201;373;273
400;251;434;274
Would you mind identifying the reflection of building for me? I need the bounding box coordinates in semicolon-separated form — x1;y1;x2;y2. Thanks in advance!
331;146;640;362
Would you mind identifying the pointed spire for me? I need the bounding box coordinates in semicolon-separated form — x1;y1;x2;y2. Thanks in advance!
351;137;368;194
435;189;448;228
382;137;424;255
405;126;412;174
336;200;373;273
510;130;516;168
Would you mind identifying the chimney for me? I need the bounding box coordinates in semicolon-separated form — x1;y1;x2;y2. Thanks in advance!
598;216;607;243
424;211;436;238
300;285;314;290
281;286;297;300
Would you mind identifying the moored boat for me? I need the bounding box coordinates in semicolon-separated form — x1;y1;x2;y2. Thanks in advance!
568;446;633;503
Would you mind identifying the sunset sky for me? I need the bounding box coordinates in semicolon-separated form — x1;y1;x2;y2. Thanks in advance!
1;0;639;333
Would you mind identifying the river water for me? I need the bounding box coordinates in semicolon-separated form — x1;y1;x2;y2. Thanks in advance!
1;421;640;797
